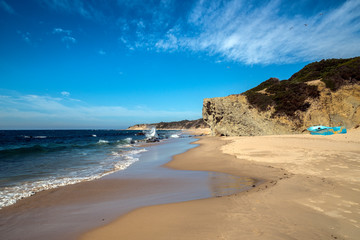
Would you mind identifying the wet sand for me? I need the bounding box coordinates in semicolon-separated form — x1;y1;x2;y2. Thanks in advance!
82;129;360;240
0;137;253;240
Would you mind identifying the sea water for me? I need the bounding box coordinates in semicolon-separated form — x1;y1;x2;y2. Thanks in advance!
0;129;181;208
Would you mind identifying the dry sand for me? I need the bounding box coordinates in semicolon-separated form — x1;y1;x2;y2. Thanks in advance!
183;128;211;135
81;129;360;240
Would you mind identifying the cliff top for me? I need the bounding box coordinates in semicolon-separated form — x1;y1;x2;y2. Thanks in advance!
242;57;360;118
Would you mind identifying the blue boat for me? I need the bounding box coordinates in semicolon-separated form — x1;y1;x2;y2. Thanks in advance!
307;126;347;135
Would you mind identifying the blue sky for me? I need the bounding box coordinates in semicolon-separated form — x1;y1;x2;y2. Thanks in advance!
1;0;359;129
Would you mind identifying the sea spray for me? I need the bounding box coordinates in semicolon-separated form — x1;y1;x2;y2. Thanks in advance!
146;126;158;139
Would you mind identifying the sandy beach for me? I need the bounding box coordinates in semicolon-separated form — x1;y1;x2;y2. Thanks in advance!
0;135;253;240
82;129;360;240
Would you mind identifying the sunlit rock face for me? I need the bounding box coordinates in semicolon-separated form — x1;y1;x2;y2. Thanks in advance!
203;58;360;136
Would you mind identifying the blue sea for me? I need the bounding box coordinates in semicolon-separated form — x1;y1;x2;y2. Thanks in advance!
0;129;181;208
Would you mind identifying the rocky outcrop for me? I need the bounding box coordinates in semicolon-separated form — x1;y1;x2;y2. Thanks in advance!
203;57;360;136
203;95;295;136
128;119;208;130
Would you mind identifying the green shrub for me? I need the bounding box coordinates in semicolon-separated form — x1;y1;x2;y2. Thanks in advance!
242;57;359;118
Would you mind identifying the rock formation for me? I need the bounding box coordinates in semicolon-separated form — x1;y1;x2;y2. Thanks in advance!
203;57;360;136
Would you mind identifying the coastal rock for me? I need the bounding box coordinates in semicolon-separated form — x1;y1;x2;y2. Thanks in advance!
203;95;293;136
203;57;360;136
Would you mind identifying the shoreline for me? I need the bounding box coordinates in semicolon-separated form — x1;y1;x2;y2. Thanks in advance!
82;129;360;240
0;136;253;240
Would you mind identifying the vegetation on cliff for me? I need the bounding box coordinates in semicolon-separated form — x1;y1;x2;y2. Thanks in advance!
152;119;207;129
243;78;320;118
243;57;360;118
289;57;360;90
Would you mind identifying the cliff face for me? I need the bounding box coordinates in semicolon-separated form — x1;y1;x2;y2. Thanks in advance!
203;95;294;136
203;57;360;136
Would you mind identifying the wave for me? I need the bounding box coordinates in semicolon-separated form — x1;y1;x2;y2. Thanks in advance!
146;127;158;139
0;144;67;157
24;136;47;139
97;139;109;144
0;139;136;158
124;137;132;143
0;147;148;209
0;176;102;209
113;148;147;171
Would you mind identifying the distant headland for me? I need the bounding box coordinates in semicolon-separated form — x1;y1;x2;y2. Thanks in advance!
127;119;208;130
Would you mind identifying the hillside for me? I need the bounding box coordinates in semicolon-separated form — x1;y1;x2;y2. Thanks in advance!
203;57;360;136
127;119;208;130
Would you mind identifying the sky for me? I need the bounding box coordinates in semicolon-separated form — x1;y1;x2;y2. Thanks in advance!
0;0;360;129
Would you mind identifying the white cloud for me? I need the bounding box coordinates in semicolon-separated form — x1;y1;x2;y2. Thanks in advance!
62;36;76;43
40;0;360;64
40;0;105;21
17;31;31;44
61;91;70;97
0;0;15;14
153;0;360;64
51;27;76;48
0;91;200;129
61;36;77;48
53;28;72;35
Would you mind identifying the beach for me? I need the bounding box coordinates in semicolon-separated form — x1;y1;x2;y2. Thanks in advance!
82;128;360;240
0;133;253;240
1;129;359;240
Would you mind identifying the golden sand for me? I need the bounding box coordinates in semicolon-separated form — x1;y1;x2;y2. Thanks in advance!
82;129;360;239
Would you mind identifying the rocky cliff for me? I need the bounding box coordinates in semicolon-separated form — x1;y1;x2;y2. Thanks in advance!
203;57;360;136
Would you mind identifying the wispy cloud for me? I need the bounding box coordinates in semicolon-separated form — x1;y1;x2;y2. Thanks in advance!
39;0;107;22
52;27;76;48
154;0;360;64
52;27;72;35
39;0;360;64
61;36;76;43
0;91;200;129
0;0;15;14
61;91;70;97
17;31;31;44
61;36;76;48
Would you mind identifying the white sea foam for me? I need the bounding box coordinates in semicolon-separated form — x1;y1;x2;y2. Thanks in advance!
92;134;97;137
116;144;132;148
0;147;148;209
146;127;158;139
114;148;147;170
23;135;47;139
97;139;109;144
0;177;94;208
124;137;132;143
170;134;180;138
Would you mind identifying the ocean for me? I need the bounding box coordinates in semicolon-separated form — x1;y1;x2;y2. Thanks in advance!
0;129;181;209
